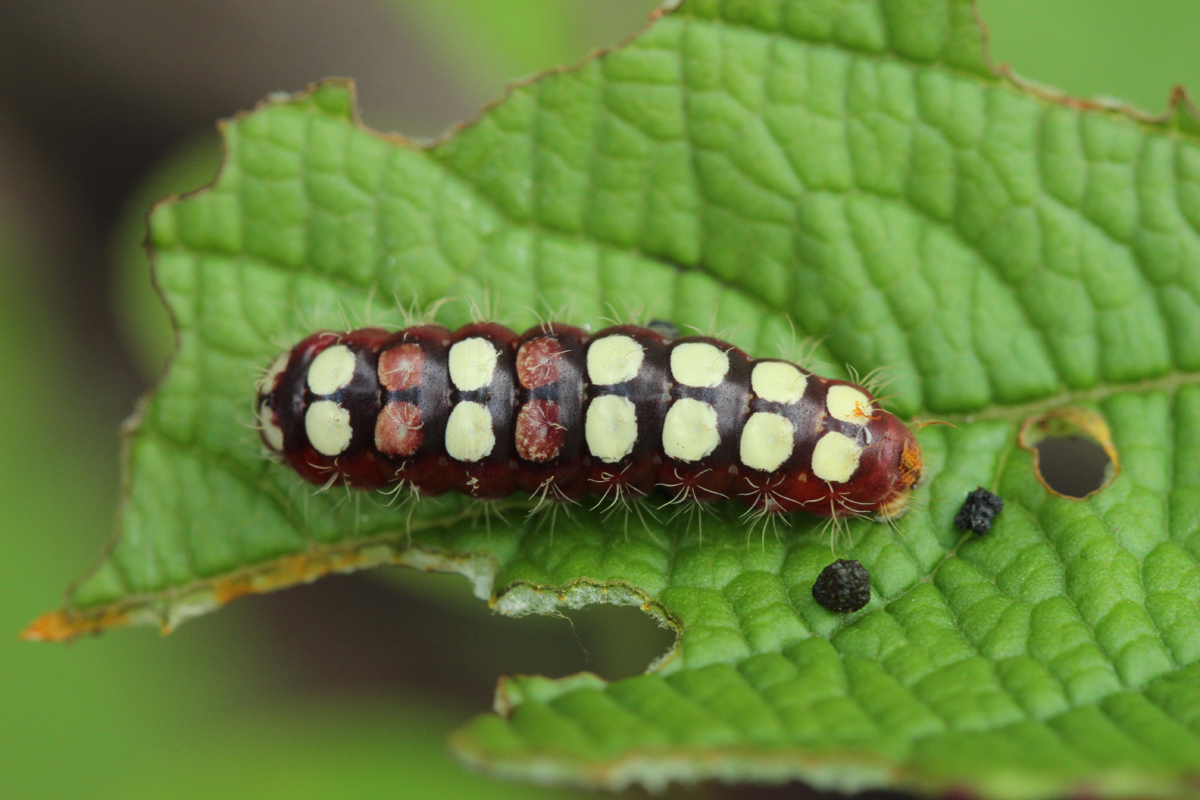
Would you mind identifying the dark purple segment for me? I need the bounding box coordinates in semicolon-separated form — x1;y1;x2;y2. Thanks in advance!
438;322;519;499
265;328;393;488
512;324;589;499
656;335;754;502
378;325;453;494
583;326;672;498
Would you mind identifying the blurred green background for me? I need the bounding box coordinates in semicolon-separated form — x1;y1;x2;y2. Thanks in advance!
1;2;1197;798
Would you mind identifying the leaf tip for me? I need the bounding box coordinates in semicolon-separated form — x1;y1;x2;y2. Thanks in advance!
20;608;130;643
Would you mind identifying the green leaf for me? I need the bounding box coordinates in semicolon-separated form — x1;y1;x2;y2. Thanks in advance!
29;0;1200;797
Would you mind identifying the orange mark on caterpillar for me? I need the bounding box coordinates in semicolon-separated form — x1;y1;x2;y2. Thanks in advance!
515;399;565;462
516;336;564;389
851;400;880;422
378;343;424;391
899;443;923;488
375;401;424;457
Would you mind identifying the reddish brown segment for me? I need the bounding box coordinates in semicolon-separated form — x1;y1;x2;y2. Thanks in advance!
378;343;424;391
256;321;923;520
515;399;565;462
375;401;423;457
516;336;565;389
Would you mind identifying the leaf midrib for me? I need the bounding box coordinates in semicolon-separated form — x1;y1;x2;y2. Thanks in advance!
937;370;1200;424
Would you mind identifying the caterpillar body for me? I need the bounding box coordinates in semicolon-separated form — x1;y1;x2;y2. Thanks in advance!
255;322;923;521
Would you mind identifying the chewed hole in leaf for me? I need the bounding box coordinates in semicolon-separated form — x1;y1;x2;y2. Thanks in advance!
1029;436;1112;498
368;569;677;684
1018;407;1119;499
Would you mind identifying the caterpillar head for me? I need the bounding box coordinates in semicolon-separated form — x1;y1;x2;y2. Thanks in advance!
255;350;292;456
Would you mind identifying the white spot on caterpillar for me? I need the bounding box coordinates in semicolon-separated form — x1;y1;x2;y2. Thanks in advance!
662;398;720;462
258;401;285;452
256;352;290;396
827;384;873;426
585;394;638;462
670;343;728;388
587;335;644;385
752;361;806;404
448;337;499;391
305;400;352;456
307;345;356;395
739;412;795;472
445;401;496;462
812;431;863;483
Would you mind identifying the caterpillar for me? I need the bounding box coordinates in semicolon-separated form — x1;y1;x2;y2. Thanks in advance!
254;321;923;522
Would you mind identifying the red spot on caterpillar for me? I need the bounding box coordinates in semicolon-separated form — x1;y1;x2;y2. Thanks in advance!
375;401;424;457
516;336;564;389
515;399;565;462
378;343;424;391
